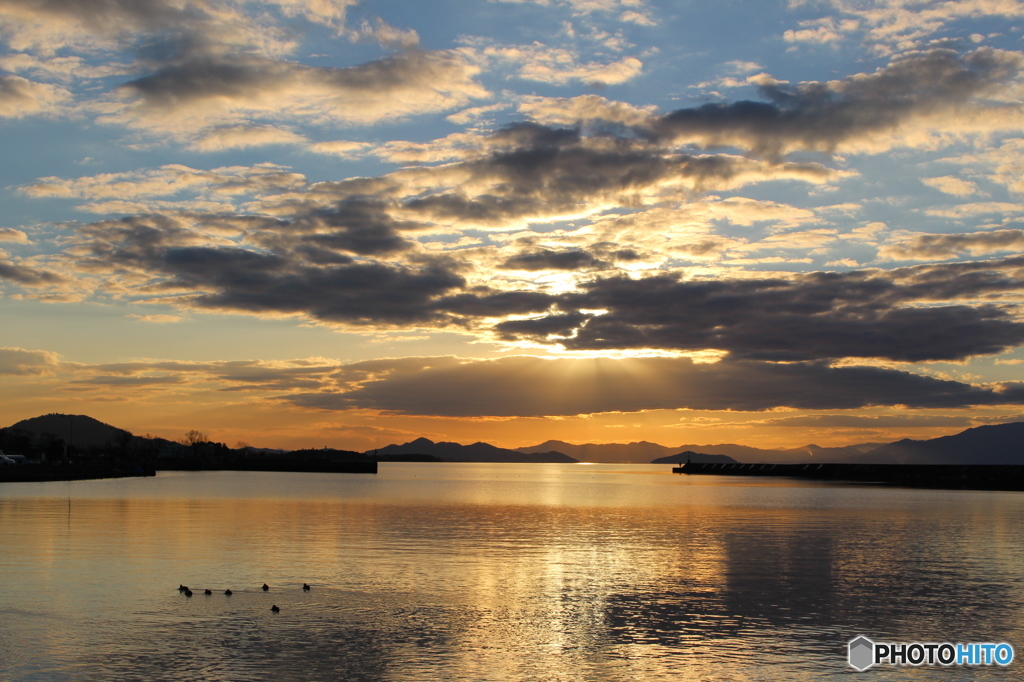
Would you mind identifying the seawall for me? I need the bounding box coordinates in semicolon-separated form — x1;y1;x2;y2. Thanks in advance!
674;462;1024;491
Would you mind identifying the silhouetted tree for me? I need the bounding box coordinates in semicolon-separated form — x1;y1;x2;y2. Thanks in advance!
180;430;208;447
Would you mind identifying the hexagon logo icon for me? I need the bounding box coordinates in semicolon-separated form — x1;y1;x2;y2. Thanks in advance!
848;636;875;671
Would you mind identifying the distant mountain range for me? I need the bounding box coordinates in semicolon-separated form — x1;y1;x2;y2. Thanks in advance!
369;437;576;463
517;423;1024;465
516;439;879;464
6;414;1024;466
838;422;1024;465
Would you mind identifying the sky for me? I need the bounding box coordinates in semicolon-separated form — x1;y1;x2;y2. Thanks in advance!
5;0;1024;452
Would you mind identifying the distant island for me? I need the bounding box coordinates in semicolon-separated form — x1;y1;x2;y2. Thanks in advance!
369;437;576;463
650;451;737;465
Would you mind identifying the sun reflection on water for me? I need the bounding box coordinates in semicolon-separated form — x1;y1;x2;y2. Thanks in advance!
1;465;1023;680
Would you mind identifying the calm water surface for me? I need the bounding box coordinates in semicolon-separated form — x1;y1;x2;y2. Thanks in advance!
1;463;1022;681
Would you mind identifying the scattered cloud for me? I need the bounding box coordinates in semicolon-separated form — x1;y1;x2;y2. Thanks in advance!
105;50;489;140
486;43;643;86
0;75;69;117
0;228;29;243
189;125;309;152
880;228;1024;260
921;175;982;197
126;314;184;323
652;48;1024;158
0;347;59;375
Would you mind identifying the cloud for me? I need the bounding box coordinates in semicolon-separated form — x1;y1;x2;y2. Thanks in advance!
619;10;655;26
398;123;837;229
783;17;859;45
72;356;342;392
126;313;183;323
491;0;653;19
283;355;1024;417
189;125;308;152
751;414;980;428
0;75;69;117
784;0;1024;52
15;79;1022;365
0;228;29;243
921;175;981;197
68;211;464;324
940;138;1024;193
270;0;359;30
651;48;1024;158
924;201;1024;218
518;94;658;126
0;347;59;375
308;139;374;158
0;0;199;54
0;259;64;286
349;17;420;49
485;44;643;86
14;346;1024;418
21;163;308;213
107;50;489;138
499;248;605;271
0;51;133;81
880;229;1024;260
488;258;1024;362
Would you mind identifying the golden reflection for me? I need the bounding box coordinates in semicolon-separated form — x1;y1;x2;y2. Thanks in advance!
2;468;1024;680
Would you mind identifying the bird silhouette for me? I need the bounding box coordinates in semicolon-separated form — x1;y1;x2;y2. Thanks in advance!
262;583;269;591
184;589;193;597
224;589;232;596
178;585;188;592
303;583;310;591
271;605;280;612
204;589;212;595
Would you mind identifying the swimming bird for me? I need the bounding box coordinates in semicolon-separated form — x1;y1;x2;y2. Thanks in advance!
271;605;280;612
204;589;212;595
224;589;232;596
184;589;193;597
178;585;188;592
303;583;310;591
262;583;269;591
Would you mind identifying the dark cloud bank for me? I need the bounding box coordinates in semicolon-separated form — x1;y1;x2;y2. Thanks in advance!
283;356;1024;417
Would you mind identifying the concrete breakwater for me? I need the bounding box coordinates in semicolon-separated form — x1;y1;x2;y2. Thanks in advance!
156;458;377;474
674;462;1024;491
0;464;156;483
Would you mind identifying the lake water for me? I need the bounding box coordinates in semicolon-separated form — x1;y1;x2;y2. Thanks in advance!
1;463;1022;681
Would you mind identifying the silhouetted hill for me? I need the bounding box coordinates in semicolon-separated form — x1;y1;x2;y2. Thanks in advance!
372;438;577;463
651;451;738;464
850;422;1024;464
8;413;131;448
517;440;677;463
